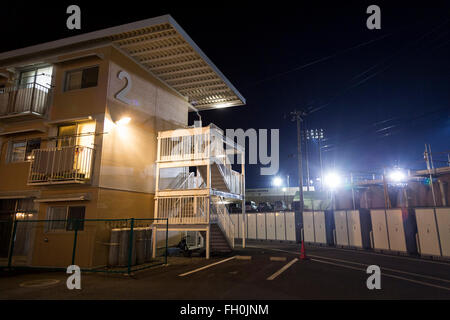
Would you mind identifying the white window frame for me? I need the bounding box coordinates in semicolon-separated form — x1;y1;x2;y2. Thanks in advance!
64;65;99;92
18;65;53;88
7;138;41;163
45;205;86;232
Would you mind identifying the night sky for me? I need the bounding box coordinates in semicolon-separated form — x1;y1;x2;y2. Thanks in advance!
1;1;449;188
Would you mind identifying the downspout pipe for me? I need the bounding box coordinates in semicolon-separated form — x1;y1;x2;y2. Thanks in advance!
189;103;202;125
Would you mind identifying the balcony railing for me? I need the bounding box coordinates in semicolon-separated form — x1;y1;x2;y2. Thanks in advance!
0;82;50;119
157;125;243;196
156;195;209;224
210;200;235;248
158;124;242;162
28;145;94;185
159;130;210;162
155;195;235;246
166;172;205;190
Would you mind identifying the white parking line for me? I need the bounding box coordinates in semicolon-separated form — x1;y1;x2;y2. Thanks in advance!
254;244;450;267
251;245;450;287
178;256;236;277
267;258;298;281
311;258;450;292
313;246;450;266
270;256;287;262
307;254;450;284
236;255;252;260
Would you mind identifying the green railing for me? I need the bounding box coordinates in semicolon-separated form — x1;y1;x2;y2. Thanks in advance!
0;218;169;275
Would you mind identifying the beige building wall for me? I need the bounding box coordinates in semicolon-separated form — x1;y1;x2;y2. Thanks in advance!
0;131;47;192
99;47;189;195
50;50;109;121
0;44;192;268
96;188;154;219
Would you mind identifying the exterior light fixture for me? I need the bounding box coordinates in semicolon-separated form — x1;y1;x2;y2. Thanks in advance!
15;212;27;219
324;172;341;189
214;103;231;109
116;117;131;126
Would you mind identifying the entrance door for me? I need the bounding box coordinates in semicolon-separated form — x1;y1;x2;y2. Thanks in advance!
0;198;37;260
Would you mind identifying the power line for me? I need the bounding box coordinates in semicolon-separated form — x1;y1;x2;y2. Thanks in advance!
250;33;393;86
350;19;450;83
303;18;450;115
320;106;449;152
250;16;449;87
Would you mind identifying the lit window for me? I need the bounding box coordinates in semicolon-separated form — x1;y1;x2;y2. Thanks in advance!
9;141;26;163
8;139;41;163
25;139;41;161
19;66;53;88
45;207;67;231
45;206;85;232
57;121;95;148
65;66;99;91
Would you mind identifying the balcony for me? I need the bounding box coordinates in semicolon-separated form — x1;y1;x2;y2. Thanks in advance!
28;145;94;185
0;82;51;121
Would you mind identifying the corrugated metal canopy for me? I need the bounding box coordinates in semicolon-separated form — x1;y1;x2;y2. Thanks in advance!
0;15;245;111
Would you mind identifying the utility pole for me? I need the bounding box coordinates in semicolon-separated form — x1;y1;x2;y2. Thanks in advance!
424;144;437;207
382;167;391;209
291;109;307;212
287;174;290;208
350;172;356;210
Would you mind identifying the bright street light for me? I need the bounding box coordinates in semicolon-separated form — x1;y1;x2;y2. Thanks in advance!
389;169;406;182
272;176;283;187
324;172;341;189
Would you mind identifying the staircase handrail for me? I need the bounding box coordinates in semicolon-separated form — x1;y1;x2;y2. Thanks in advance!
211;200;235;248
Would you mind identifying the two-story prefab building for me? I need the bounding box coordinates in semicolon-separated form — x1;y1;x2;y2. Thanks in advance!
0;15;245;268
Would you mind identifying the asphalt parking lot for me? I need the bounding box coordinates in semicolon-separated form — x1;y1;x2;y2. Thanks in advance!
1;242;450;300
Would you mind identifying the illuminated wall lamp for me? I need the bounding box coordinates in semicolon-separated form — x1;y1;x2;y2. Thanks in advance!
116;117;131;126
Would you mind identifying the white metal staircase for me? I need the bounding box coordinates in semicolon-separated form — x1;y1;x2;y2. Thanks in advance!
154;124;245;258
210;198;235;251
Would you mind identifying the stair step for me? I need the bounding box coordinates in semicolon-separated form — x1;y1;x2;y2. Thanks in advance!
208;223;233;252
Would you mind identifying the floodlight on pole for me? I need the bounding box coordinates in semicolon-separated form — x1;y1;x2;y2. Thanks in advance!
273;176;283;187
306;128;325;190
389;169;406;183
324;172;341;190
